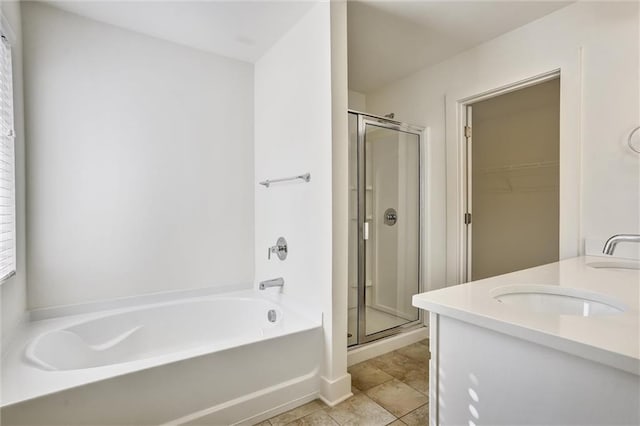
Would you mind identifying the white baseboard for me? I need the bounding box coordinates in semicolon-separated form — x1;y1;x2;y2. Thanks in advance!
234;392;319;426
347;327;429;367
319;373;352;407
162;371;319;425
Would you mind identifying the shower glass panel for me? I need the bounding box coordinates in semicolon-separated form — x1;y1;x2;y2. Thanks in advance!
348;112;422;346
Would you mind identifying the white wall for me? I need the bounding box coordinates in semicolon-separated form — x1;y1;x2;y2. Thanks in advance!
348;90;366;111
255;2;350;403
23;3;255;309
0;1;27;352
366;1;640;289
329;0;351;403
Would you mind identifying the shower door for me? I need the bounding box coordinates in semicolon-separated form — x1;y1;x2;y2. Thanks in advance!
348;112;423;346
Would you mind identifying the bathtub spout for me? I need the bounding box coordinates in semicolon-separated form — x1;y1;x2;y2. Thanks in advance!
259;277;284;290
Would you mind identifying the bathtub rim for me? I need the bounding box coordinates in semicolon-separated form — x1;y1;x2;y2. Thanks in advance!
1;289;322;407
29;282;251;321
24;296;287;372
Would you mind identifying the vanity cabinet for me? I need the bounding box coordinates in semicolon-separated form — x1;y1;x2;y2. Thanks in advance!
428;313;639;425
413;256;640;425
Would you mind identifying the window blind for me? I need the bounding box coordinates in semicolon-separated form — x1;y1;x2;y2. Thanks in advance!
0;34;16;281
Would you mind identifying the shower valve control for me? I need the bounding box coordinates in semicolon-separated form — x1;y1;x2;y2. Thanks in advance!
268;237;288;261
384;208;398;226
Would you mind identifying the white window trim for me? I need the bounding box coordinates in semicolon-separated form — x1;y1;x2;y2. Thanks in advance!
0;12;16;45
0;13;17;283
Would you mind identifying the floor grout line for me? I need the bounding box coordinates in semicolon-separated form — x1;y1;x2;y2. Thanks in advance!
263;340;430;426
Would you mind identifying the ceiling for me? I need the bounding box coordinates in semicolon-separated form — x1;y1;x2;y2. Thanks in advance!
44;1;571;89
348;1;572;93
46;1;316;63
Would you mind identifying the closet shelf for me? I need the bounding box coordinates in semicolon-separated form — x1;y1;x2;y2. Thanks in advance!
474;160;559;175
479;185;559;194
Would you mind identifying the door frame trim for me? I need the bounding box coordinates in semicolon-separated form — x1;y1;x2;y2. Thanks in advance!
453;68;574;284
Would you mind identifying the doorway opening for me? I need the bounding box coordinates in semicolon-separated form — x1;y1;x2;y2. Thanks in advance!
463;76;561;281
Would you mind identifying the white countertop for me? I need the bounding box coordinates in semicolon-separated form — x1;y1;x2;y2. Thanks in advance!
412;256;640;375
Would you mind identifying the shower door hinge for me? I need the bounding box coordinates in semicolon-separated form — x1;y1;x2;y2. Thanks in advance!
464;126;472;139
464;213;472;225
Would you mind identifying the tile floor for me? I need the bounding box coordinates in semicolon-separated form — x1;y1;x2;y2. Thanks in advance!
255;339;430;426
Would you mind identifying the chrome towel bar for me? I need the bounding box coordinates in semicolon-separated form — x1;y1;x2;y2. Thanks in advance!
259;173;311;188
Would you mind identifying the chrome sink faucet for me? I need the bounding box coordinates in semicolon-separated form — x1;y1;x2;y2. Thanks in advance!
259;277;284;290
602;234;640;255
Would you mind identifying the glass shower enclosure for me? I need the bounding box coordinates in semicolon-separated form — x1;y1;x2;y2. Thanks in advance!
348;111;423;346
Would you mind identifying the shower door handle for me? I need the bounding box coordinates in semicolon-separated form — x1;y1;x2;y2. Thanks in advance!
363;221;370;241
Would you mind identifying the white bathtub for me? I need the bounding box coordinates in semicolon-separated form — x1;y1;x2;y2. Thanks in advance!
1;289;323;425
26;297;294;371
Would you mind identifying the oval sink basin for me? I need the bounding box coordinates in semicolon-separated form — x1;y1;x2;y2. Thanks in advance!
586;260;640;271
491;285;625;316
